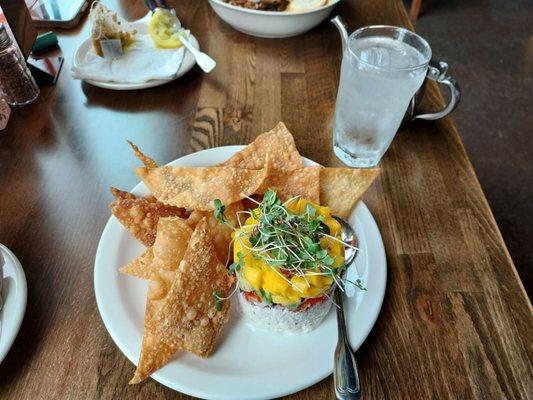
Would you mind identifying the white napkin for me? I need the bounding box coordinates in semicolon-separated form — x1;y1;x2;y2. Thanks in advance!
71;20;185;84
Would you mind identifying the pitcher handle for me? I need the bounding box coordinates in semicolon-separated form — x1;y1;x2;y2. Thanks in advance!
412;61;461;121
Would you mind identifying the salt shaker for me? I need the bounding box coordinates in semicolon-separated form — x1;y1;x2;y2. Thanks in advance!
0;24;40;107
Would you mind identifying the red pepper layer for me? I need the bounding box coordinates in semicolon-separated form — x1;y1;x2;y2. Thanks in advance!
297;295;328;311
243;291;261;303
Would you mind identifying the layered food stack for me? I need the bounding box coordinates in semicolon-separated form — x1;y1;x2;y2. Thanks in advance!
233;194;348;332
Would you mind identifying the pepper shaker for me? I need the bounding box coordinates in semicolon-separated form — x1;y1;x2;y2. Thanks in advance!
0;24;39;107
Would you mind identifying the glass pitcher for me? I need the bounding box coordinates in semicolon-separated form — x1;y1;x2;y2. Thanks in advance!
331;16;460;168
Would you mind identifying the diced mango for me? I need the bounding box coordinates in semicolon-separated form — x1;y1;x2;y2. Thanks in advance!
262;268;289;296
251;258;265;269
330;243;343;256
296;198;309;213
316;205;332;219
286;199;299;213
243;265;262;289
320;276;334;288
245;216;255;225
319;237;330;249
333;254;344;268
324;218;341;236
306;274;334;288
306;285;326;297
291;275;310;292
307;274;323;287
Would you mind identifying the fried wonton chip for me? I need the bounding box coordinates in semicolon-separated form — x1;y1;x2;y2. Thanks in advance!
185;209;205;230
109;187;188;247
119;201;241;281
130;217;193;384
187;201;244;264
136;166;267;211
320;167;380;218
257;166;320;203
222;122;303;172
120;248;154;279
149;218;231;358
129;331;176;385
128;141;158;168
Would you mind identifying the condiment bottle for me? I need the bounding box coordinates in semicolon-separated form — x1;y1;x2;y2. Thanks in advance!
0;24;39;107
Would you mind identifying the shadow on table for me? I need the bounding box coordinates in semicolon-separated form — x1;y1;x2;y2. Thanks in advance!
79;67;204;113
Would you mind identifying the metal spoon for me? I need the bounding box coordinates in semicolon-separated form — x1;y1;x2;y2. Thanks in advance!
333;216;361;400
335;216;358;267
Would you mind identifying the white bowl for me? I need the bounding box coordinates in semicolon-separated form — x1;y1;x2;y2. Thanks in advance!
208;0;341;38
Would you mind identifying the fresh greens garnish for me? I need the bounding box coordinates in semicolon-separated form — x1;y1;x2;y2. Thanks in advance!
259;288;273;305
346;278;367;291
213;190;363;294
213;290;223;311
214;198;234;229
228;251;244;275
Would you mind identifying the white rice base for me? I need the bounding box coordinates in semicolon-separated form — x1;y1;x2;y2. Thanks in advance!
237;290;333;334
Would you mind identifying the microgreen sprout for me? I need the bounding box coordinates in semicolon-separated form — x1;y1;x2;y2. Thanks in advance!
214;199;233;229
212;290;223;311
228;251;244;275
212;189;366;307
212;284;239;311
346;278;367;291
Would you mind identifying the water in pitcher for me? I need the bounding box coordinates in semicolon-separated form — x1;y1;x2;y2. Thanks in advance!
333;36;428;167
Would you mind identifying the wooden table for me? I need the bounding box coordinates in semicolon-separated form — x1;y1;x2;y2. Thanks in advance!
1;0;531;398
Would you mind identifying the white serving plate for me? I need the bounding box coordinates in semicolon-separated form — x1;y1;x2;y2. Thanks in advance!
73;16;200;91
208;0;340;38
0;244;27;364
94;146;386;400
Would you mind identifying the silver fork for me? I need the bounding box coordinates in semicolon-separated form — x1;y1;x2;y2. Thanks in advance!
333;216;362;400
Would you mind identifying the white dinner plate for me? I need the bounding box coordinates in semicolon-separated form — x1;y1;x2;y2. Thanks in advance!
0;244;27;364
94;147;387;400
73;32;200;91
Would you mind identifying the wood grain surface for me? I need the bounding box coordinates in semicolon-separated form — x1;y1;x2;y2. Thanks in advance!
0;0;531;399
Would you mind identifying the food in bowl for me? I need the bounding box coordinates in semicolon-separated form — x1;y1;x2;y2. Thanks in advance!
226;0;290;11
226;0;329;12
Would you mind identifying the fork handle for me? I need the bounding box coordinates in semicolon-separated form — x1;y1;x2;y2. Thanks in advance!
145;0;158;11
177;34;216;73
145;0;171;11
334;290;361;400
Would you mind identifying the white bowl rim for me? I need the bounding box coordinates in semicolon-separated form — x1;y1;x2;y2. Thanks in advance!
209;0;340;16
